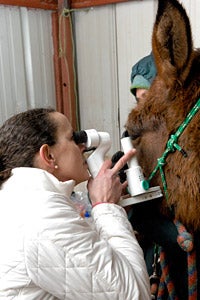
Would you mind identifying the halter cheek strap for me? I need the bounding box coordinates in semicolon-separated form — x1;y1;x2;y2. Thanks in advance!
146;98;200;201
145;99;200;299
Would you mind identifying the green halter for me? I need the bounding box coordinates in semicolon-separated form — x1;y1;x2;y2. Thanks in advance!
145;98;200;202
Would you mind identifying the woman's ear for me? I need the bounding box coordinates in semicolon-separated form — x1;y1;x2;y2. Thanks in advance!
39;144;55;169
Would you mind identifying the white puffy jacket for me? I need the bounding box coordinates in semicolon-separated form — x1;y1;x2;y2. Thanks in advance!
0;167;151;300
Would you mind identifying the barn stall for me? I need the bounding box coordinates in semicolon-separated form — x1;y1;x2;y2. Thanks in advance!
0;0;199;155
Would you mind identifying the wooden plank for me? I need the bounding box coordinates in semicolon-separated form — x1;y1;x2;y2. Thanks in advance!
55;0;79;130
0;0;131;10
52;12;63;113
71;0;130;9
0;0;57;10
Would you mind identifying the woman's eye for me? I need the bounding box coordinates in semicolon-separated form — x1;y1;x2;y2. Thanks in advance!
72;132;76;140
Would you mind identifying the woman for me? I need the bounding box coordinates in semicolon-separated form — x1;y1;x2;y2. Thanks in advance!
0;108;151;300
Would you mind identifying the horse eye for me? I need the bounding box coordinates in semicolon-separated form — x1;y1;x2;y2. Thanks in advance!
130;133;141;140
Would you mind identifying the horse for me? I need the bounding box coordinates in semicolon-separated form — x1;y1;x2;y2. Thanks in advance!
125;0;200;299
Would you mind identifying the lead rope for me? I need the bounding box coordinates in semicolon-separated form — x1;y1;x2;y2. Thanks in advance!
175;220;197;300
157;220;197;300
146;98;200;299
157;246;178;300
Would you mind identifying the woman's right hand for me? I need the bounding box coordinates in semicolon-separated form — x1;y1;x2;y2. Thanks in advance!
87;149;136;206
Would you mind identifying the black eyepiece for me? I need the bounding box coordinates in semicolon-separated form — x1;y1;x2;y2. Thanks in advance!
73;131;87;145
122;130;129;138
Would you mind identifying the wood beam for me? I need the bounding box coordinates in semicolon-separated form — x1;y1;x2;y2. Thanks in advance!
52;0;79;130
71;0;130;9
0;0;57;10
0;0;131;10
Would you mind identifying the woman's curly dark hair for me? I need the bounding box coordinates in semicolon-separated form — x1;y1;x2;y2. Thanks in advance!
0;107;57;187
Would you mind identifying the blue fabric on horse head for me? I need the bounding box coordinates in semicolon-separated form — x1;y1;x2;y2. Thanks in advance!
130;52;157;96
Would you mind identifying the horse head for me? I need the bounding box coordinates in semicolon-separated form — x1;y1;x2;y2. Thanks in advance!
126;0;200;231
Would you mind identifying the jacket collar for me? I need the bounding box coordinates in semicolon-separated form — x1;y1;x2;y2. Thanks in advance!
2;167;75;198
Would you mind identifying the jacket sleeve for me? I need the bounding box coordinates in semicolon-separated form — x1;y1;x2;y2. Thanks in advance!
24;194;151;300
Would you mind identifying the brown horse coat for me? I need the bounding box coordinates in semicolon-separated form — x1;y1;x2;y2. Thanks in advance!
126;0;200;232
125;0;200;298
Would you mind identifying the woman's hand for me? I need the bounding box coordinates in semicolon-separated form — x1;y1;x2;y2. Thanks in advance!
87;149;136;206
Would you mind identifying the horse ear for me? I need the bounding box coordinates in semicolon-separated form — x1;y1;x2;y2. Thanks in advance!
152;0;193;85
